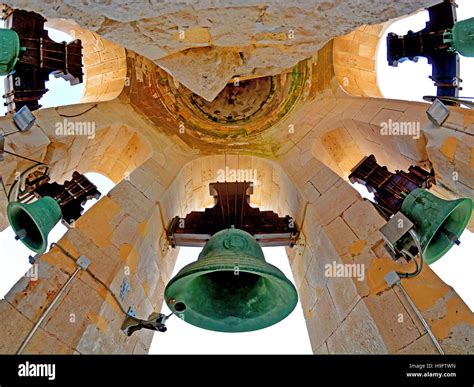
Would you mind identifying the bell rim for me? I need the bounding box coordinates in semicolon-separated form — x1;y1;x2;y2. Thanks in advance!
164;257;298;333
6;198;61;254
402;189;473;265
423;197;473;264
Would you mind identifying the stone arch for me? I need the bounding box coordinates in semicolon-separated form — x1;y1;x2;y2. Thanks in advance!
159;154;299;224
0;98;188;354
308;116;428;181
0;89;471;355
302;94;473;208
40;122;153;186
46;19;127;104
333;23;387;98
0;99;159;231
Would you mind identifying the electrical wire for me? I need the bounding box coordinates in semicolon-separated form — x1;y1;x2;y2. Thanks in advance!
55;103;98;118
398;249;420;278
49;242;128;315
388;229;443;353
2;149;44;164
397;229;424;279
0;177;7;199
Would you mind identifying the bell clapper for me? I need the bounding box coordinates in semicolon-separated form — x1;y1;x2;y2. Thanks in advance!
14;228;27;240
440;226;461;246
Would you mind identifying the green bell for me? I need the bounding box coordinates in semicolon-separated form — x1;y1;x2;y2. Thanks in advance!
400;188;473;265
7;196;62;254
444;17;474;57
165;228;298;333
0;28;21;75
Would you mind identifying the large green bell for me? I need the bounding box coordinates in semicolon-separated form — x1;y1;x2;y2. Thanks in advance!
0;28;21;75
164;228;298;332
400;188;473;265
7;196;62;254
444;17;474;57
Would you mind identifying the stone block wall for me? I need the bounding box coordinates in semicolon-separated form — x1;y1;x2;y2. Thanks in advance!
5;0;439;101
281;154;474;354
76;29;127;104
0;99;197;353
46;18;127;104
159;155;299;222
333;23;386;98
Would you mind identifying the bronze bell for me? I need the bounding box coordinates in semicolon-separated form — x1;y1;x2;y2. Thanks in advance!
164;228;298;332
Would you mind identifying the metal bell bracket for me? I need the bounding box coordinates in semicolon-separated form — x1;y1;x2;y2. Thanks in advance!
121;310;175;336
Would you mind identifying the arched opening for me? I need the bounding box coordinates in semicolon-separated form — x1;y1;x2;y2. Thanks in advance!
333;24;386;97
37;28;85;110
45;19;127;105
0;172;115;299
151;245;312;354
0;27;84;116
151;154;311;353
376;0;474;102
0;21;127;117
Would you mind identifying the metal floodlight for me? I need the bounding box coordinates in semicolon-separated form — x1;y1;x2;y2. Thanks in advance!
426;99;450;127
13;105;36;132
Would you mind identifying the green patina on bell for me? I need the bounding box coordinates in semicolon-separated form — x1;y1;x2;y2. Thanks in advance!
400;188;473;265
7;196;62;254
165;228;298;333
444;17;474;57
0;28;21;75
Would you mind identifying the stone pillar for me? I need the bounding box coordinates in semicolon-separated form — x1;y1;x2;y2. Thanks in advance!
0;98;196;354
283;156;474;354
0;156;181;354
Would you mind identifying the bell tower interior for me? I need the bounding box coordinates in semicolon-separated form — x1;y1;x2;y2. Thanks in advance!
0;0;473;356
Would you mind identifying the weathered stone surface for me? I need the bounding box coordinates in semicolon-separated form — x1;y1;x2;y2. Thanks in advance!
290;244;307;289
0;300;33;354
323;217;359;256
396;334;439;355
42;277;105;349
342;200;386;240
309;164;340;194
305;287;339;351
23;328;73;355
5;262;71;323
440;324;474;355
364;290;420;353
5;0;437;99
157;47;243;102
327;299;388;354
108;181;155;223
327;276;361;322
301;181;321;204
314;342;329;354
298;277;316;314
305;228;340;293
313;182;359;226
